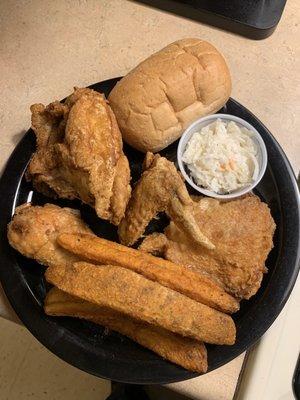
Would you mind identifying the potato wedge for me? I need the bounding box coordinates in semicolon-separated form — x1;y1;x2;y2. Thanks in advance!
45;287;208;373
57;233;239;314
45;262;236;345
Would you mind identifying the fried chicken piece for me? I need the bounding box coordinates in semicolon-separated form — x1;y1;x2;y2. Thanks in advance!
7;203;92;268
139;232;168;257
27;88;131;225
118;153;214;249
45;262;236;345
140;195;276;299
45;287;208;373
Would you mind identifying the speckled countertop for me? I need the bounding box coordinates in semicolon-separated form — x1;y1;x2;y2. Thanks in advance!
0;1;299;399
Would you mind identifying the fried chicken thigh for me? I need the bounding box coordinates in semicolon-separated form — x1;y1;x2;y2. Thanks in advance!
27;88;131;225
140;195;275;299
118;153;214;249
7;203;92;268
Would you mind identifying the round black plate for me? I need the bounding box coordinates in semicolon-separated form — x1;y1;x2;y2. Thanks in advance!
0;78;299;384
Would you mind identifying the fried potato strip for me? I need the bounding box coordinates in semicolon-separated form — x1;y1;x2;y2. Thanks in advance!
45;262;236;345
57;233;239;314
45;287;208;373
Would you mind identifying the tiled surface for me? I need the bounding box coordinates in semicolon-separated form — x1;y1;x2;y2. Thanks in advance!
0;317;111;400
167;354;245;400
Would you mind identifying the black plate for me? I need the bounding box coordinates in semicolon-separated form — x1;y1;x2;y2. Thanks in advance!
0;78;299;384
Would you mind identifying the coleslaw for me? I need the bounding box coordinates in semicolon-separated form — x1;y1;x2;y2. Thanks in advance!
182;119;259;194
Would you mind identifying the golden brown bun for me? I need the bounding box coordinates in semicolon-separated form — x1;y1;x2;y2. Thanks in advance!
108;39;231;153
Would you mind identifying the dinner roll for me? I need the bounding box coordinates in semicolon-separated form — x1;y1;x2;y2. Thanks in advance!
108;38;231;153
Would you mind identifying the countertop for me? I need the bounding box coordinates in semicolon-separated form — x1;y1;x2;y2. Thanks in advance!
0;1;299;399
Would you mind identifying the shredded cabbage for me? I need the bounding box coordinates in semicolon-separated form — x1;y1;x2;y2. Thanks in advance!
182;119;259;194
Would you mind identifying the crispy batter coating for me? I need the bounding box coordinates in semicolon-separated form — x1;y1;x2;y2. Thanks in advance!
140;195;275;299
57;233;239;313
27;88;131;225
45;287;208;373
7;203;91;268
45;262;236;345
139;232;169;257
118;153;214;249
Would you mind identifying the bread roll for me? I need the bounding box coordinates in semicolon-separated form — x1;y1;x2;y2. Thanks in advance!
108;39;231;153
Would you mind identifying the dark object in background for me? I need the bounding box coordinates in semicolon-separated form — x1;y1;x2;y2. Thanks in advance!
135;0;287;39
106;383;150;400
293;354;300;399
106;383;193;400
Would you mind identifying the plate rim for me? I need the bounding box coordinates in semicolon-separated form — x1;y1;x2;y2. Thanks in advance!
0;77;299;384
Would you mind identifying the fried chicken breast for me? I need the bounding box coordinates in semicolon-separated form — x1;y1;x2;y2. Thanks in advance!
140;195;276;299
27;88;131;225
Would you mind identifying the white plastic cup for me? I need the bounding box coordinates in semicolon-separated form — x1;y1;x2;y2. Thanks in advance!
177;114;268;200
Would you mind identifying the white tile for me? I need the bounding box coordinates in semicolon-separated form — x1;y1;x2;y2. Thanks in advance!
0;317;111;400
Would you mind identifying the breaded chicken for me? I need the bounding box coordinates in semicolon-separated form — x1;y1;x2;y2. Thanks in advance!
118;153;214;249
27;88;131;225
7;203;92;268
140;195;275;299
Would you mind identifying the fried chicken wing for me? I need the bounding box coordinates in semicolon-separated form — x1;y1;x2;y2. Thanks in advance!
27;88;131;225
140;195;275;299
118;153;214;249
7;203;92;268
45;287;208;373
